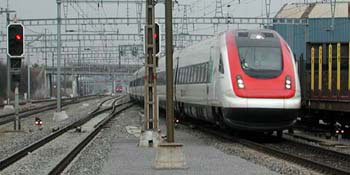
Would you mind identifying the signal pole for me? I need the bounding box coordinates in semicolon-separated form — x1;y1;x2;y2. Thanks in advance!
1;8;18;104
139;0;160;147
6;10;11;104
52;0;69;122
57;0;62;112
165;0;174;143
154;0;186;169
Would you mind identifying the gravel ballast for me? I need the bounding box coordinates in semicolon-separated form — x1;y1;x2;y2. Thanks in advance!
64;105;322;175
1;101;113;175
64;105;140;175
0;97;106;161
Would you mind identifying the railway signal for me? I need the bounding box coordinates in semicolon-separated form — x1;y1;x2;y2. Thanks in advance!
154;22;160;55
7;23;25;57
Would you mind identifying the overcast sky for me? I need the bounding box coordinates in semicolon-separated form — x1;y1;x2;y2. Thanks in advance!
0;0;306;38
0;0;301;20
0;0;310;64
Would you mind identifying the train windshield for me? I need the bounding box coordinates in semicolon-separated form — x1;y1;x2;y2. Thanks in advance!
238;47;282;78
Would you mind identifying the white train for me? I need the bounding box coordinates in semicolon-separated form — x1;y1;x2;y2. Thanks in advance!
129;29;301;133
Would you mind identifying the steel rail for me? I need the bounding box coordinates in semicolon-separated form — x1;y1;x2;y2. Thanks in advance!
237;139;350;175
186;122;350;175
0;96;119;171
0;95;97;118
0;96;100;125
49;100;133;175
48;101;133;175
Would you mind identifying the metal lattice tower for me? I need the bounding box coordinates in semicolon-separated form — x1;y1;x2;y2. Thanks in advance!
180;5;190;48
265;0;271;28
136;2;142;34
215;0;223;18
214;0;223;33
181;5;189;35
127;0;130;25
330;0;336;30
63;2;68;30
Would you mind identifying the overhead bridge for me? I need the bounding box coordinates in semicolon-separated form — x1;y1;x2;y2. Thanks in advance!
46;64;141;76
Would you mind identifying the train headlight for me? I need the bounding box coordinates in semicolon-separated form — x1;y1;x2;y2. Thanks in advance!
285;76;292;89
236;75;245;89
341;130;345;134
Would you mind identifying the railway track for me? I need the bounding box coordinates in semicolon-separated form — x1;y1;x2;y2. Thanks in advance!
0;96;88;108
0;95;100;125
0;96;121;171
49;100;133;175
184;122;350;175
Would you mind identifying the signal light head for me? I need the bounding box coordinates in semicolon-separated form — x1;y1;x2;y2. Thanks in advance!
7;23;24;57
16;34;22;40
154;23;160;55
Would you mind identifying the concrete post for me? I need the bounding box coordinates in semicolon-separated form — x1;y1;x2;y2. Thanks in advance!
27;48;31;103
56;0;62;112
6;10;10;104
14;85;20;130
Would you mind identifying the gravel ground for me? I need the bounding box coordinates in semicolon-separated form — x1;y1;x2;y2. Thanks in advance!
1;131;85;175
63;105;321;175
64;105;141;175
1;110;112;175
284;132;350;155
0;96;107;161
177;125;322;175
0;101;54;116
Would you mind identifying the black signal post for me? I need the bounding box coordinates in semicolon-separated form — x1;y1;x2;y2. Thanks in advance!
154;22;160;55
7;23;24;58
7;23;25;86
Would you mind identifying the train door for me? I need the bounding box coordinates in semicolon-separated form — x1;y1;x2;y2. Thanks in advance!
206;43;220;122
207;45;220;105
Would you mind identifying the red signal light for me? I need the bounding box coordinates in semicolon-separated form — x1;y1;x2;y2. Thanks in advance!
16;34;22;40
154;33;158;39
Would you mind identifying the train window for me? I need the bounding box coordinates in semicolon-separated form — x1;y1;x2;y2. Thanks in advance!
189;66;193;83
180;68;184;84
186;67;190;83
193;66;197;83
182;68;186;83
196;65;201;83
182;68;186;84
183;67;186;84
204;63;208;83
187;67;191;83
194;66;197;83
202;64;206;83
189;67;191;83
199;64;203;83
177;68;181;84
219;54;225;74
191;66;195;83
195;66;198;83
194;66;198;83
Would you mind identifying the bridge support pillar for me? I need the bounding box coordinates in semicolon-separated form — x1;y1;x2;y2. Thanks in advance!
49;74;53;98
72;75;78;97
76;75;80;96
